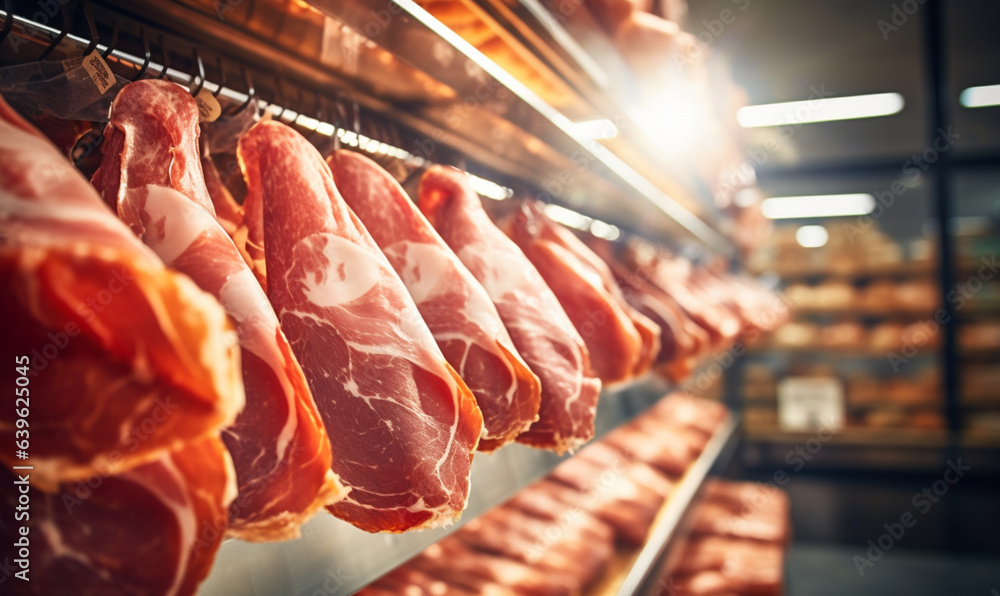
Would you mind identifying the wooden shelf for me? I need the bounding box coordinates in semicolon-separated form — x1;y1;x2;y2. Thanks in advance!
791;307;937;319
747;345;938;358
744;426;948;448
751;261;935;281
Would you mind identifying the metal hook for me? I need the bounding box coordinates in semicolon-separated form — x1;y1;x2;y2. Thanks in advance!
211;56;225;98
156;34;169;79
82;1;99;56
37;2;72;61
131;28;152;81
231;67;255;115
101;19;118;58
189;48;206;97
0;0;13;48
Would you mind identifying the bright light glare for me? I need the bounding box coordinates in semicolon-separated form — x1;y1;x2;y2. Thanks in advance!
796;225;829;248
960;85;1000;108
734;188;760;208
590;219;622;241
761;194;876;219
570;119;619;141
543;204;592;230
468;174;513;201
632;90;709;153
737;93;904;128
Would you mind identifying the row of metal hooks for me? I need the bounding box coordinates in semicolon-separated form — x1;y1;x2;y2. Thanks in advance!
3;0;452;187
0;0;399;132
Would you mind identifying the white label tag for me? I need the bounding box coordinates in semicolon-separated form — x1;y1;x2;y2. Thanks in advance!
82;52;115;95
194;88;222;123
777;377;845;431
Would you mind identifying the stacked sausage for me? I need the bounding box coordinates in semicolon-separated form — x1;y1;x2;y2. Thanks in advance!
358;394;730;595
669;479;791;595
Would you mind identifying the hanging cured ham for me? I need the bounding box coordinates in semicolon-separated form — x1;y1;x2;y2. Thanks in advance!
238;121;483;532
587;237;708;380
531;222;661;377
626;242;742;348
327;149;540;452
419;166;601;454
90;80;344;541
200;140;245;236
502;201;659;383
0;94;243;489
0;436;236;596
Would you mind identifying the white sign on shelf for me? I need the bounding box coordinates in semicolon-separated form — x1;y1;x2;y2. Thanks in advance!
777;377;845;431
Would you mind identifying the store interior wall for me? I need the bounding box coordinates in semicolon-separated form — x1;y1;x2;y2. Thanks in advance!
688;0;1000;560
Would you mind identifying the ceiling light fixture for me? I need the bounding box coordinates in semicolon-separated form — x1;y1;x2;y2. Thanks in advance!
960;84;1000;108
737;92;905;128
795;225;830;248
761;194;876;219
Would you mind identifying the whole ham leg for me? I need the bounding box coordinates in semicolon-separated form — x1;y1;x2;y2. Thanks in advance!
419;166;601;454
0;436;236;596
328;149;540;452
502;201;646;384
0;94;243;489
238;121;483;532
91;80;345;541
200;138;245;236
511;218;661;376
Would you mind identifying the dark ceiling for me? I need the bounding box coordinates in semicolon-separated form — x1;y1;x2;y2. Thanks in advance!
684;0;1000;242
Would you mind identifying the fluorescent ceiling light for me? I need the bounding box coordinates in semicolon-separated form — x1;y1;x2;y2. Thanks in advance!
589;219;622;241
544;203;592;230
761;194;875;219
468;174;513;201
543;204;621;240
796;225;829;248
960;84;1000;108
570;118;619;141
737;93;904;127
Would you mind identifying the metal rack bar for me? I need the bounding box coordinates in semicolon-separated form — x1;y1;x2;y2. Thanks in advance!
301;0;735;255
617;413;740;596
922;0;960;443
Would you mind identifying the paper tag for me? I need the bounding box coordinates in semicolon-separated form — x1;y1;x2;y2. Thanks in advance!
82;52;115;95
777;377;844;431
194;88;222;123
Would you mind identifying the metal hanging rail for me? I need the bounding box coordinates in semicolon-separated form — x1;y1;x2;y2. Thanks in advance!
48;0;736;255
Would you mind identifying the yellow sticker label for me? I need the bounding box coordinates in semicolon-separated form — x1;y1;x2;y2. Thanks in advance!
82;52;115;95
194;88;222;123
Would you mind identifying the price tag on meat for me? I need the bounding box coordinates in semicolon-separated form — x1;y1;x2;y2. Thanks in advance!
777;377;844;431
82;52;115;95
194;88;222;123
